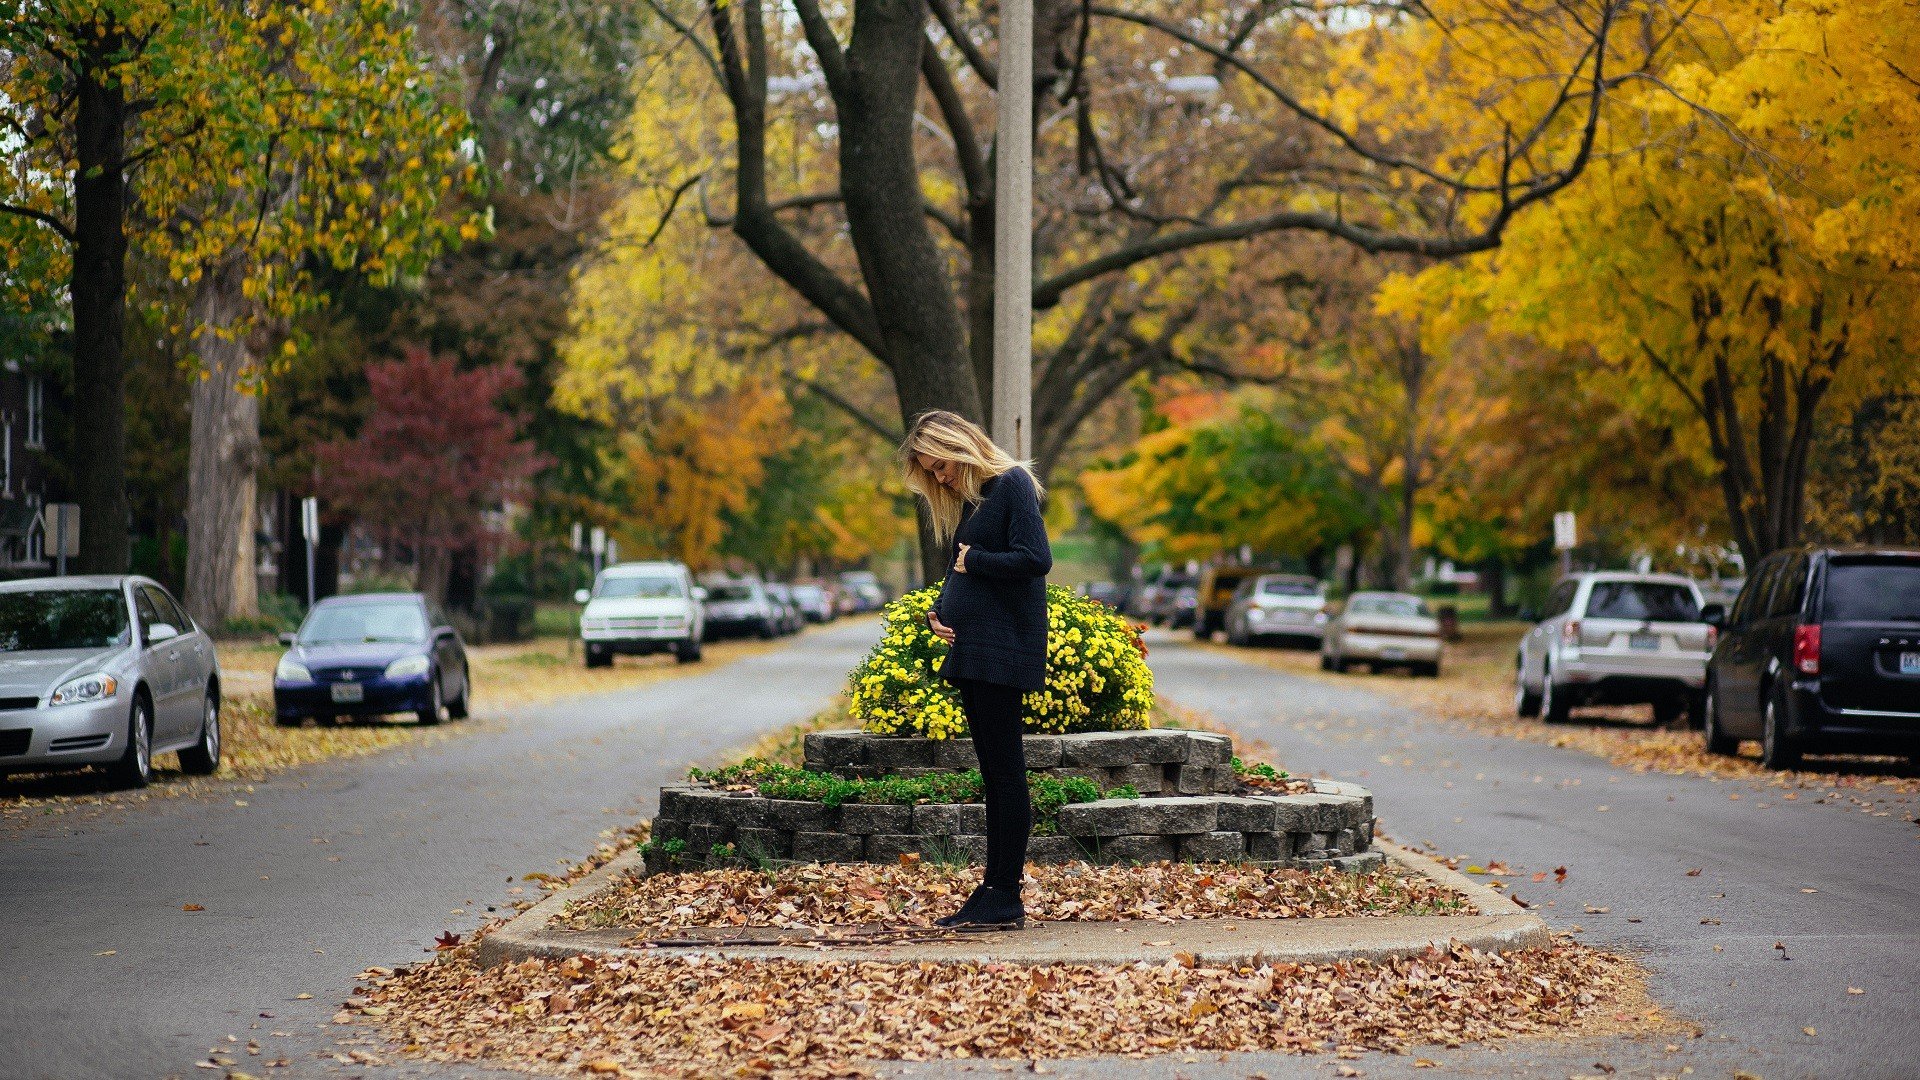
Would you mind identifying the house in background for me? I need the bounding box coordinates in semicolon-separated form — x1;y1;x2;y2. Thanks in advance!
0;359;55;575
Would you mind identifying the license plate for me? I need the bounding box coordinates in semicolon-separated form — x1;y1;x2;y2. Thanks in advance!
1381;647;1407;660
1902;652;1920;675
1629;633;1661;651
331;682;364;704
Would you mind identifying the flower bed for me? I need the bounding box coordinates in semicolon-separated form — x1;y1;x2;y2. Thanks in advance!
849;585;1153;738
557;861;1475;933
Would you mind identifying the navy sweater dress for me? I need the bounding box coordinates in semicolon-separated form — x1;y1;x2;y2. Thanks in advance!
933;468;1053;691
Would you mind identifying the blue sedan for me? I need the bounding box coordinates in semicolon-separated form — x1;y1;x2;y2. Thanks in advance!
273;593;469;726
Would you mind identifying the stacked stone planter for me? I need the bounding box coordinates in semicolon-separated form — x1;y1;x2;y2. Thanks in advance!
646;729;1380;875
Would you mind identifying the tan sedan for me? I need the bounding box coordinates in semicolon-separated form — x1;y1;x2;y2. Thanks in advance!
1321;592;1443;677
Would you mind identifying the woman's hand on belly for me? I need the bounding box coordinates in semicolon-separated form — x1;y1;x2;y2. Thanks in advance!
928;610;957;643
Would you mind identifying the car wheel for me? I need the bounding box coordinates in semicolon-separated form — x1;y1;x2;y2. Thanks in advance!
1331;655;1350;674
1319;652;1334;672
446;665;470;719
1418;661;1441;679
585;644;612;669
1702;682;1737;755
178;691;221;775
675;636;702;664
417;674;444;726
1760;688;1802;770
274;712;304;728
1541;666;1571;723
107;693;154;789
1515;666;1542;717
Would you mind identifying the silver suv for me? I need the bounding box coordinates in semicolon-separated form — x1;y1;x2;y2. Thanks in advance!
1515;572;1713;725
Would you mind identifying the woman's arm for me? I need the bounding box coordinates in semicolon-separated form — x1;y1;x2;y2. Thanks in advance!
960;469;1053;578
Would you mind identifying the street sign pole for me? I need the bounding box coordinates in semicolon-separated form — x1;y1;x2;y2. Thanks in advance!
301;497;319;610
991;0;1033;459
589;527;607;577
1553;510;1577;578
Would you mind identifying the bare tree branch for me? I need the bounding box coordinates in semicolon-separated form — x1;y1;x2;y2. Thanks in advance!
782;371;904;442
0;203;76;244
926;0;997;88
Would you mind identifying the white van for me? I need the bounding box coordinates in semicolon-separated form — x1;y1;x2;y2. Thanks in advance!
574;562;706;667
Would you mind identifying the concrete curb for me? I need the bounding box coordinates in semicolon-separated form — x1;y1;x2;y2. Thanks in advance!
477;839;1548;969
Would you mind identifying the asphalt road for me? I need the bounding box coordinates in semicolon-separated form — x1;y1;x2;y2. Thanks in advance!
903;631;1917;1080
0;618;877;1080
7;620;1916;1080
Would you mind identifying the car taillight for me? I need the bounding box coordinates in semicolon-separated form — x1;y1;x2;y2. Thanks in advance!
1705;624;1718;651
1793;624;1821;675
1561;619;1580;643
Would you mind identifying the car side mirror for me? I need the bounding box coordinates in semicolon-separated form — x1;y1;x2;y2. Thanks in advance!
692;587;708;602
147;622;179;645
278;632;297;647
573;588;591;605
1701;603;1726;629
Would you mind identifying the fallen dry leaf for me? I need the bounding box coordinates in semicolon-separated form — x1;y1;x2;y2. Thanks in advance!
182;903;205;912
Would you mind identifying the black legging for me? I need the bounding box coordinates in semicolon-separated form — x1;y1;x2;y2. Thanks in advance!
956;678;1031;889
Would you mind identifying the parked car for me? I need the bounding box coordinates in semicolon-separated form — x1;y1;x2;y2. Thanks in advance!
703;577;785;639
1514;572;1711;726
790;583;836;623
763;583;804;635
837;571;888;613
0;575;221;788
1321;592;1442;676
575;562;705;667
1195;565;1281;639
274;592;469;727
1140;572;1197;626
1702;546;1920;768
1223;574;1328;647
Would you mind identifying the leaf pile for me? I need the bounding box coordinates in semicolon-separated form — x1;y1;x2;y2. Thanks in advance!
353;938;1636;1079
557;862;1473;933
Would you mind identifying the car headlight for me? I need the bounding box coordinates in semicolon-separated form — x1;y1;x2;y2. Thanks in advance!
384;654;432;680
1248;609;1266;620
276;656;313;683
50;673;118;708
1315;611;1329;625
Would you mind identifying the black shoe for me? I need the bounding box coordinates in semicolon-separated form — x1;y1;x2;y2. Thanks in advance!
936;885;1025;930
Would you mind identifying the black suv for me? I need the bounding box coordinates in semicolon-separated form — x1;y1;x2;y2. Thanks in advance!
1701;547;1920;767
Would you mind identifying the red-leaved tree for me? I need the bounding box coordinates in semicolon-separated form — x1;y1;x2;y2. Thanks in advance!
317;348;543;602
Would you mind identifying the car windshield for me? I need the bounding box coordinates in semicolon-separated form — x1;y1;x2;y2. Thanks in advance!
0;588;131;651
1261;579;1320;598
1585;582;1700;622
707;584;756;602
299;602;428;644
1822;560;1920;622
1350;596;1429;618
1160;575;1195;589
598;575;683;600
792;586;825;602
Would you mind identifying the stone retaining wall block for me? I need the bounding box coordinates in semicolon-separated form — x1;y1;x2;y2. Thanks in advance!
1171;764;1211;795
1246;831;1286;861
864;738;936;768
1183;732;1234;766
765;799;835;832
1212;797;1280;833
685;823;733;852
1179;831;1247;862
1093;834;1177;863
1208;764;1238;791
1106;763;1165;794
804;731;867;767
864;834;925;863
918;834;988;863
709;795;770;829
932;740;980;770
1055;796;1217;837
1021;735;1065;769
791;831;865;863
733;828;793;860
1059;731;1192;768
650;817;688;843
911;803;989;835
837;803;915;834
1025;835;1086;864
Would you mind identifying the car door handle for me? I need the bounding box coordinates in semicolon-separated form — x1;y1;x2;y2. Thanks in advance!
166;651;181;662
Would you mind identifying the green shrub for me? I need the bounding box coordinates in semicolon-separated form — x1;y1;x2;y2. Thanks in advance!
848;584;1154;738
686;759;1138;832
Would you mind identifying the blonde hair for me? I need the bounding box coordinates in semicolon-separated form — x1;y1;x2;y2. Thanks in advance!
900;410;1044;543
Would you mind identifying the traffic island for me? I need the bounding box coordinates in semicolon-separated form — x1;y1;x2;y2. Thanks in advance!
350;844;1634;1080
646;729;1381;874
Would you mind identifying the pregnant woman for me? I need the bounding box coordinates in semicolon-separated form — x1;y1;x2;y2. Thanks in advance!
902;410;1053;929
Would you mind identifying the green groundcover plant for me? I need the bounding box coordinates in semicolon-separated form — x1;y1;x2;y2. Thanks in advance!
687;759;1140;835
848;584;1154;738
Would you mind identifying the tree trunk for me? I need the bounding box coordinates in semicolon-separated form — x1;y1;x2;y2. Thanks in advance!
416;543;452;606
70;32;132;574
185;256;261;627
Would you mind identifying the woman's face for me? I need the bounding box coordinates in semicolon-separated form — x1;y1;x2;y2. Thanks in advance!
916;453;961;490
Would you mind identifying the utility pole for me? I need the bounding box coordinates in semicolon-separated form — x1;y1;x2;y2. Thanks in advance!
991;0;1033;459
301;497;319;610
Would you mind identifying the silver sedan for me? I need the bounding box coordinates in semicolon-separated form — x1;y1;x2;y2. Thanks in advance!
0;575;222;788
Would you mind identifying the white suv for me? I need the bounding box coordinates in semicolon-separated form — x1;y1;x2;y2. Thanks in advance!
1515;572;1714;725
574;562;706;668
